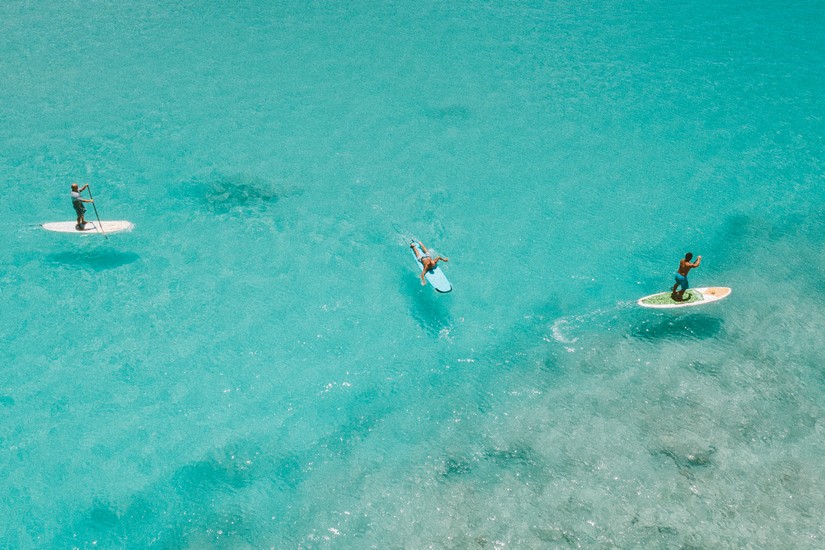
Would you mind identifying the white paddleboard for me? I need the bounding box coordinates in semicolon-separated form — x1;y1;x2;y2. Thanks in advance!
410;242;452;293
42;221;135;235
638;287;731;309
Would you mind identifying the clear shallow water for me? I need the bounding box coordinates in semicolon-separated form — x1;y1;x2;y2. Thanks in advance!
2;0;824;547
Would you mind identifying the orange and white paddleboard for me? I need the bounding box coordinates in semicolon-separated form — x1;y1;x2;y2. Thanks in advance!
638;287;731;309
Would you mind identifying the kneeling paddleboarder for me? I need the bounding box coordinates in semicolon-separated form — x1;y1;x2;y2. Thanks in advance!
410;240;449;286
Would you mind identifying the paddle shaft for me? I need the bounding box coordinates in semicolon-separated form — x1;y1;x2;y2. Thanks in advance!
85;185;107;239
391;223;415;245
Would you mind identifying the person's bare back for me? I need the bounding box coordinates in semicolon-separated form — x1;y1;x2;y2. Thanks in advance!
678;255;701;276
411;241;449;286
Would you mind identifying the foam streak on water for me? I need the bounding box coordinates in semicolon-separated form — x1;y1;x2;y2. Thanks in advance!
1;1;824;547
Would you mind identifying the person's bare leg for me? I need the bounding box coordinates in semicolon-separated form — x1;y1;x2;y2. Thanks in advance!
410;241;423;260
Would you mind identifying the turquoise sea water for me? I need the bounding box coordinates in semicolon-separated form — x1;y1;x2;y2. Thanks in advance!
2;0;824;547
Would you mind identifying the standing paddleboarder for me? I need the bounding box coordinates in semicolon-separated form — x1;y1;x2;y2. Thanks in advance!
71;183;94;230
671;252;702;301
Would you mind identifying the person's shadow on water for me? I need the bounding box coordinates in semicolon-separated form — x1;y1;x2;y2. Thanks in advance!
399;267;453;338
632;313;724;342
45;250;140;271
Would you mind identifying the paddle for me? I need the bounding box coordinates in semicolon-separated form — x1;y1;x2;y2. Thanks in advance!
391;222;414;244
85;184;107;240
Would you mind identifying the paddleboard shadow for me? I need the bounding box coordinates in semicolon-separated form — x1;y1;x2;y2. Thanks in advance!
399;268;453;338
632;313;725;342
46;250;140;271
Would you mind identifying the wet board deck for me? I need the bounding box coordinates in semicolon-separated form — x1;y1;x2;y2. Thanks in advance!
638;287;731;309
410;242;452;293
42;221;135;234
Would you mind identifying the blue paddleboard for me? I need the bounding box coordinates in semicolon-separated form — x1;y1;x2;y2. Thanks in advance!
410;242;452;293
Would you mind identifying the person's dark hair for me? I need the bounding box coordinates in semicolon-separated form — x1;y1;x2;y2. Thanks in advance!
685;252;693;261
